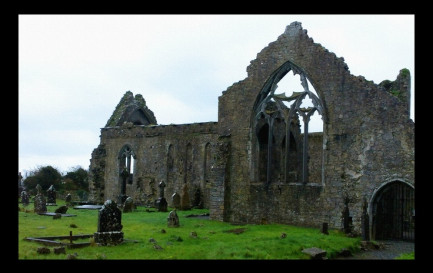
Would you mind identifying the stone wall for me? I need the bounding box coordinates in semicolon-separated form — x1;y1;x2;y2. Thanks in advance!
89;22;414;238
214;21;415;233
89;122;220;208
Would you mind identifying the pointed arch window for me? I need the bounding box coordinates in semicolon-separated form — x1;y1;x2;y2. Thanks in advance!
252;61;325;185
118;145;136;195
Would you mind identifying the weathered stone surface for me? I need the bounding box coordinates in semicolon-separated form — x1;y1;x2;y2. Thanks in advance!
54;247;66;255
65;193;72;206
46;185;56;204
123;196;134;213
302;247;327;260
94;199;123;245
167;210;180;227
37;247;50;254
93;231;124;246
97;200;122;232
34;194;47;214
21;190;29;206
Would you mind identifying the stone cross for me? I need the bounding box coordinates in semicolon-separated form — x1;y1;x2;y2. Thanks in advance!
158;181;166;198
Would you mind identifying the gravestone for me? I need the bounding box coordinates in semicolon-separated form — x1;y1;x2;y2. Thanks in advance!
180;183;191;210
321;222;329;235
94;200;123;245
21;190;29;206
123;196;134;213
55;205;68;214
172;192;180;209
65;193;72;206
155;181;167;212
167;209;180;227
46;185;56;205
34;184;47;214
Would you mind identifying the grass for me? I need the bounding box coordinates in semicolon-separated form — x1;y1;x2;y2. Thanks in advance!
395;252;415;260
19;199;361;260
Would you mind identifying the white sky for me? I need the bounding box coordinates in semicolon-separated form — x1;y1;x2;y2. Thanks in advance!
18;14;415;176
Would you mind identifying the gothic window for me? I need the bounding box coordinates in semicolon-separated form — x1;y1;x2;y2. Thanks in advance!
118;145;136;195
252;61;324;185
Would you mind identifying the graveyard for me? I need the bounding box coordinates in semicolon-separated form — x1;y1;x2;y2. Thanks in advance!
18;197;362;260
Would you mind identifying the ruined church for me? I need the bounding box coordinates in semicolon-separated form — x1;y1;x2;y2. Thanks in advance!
88;22;415;241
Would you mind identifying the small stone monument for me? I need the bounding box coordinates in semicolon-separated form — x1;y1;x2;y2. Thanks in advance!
172;192;180;209
167;209;180;227
34;184;47;214
123;196;134;213
20;190;29;206
94;200;124;245
46;185;56;205
55;205;68;214
180;183;191;210
65;193;72;206
155;181;167;212
321;222;329;235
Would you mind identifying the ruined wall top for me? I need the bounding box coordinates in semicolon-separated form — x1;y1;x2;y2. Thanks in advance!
105;91;157;127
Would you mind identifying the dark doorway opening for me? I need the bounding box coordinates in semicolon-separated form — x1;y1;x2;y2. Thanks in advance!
372;181;415;241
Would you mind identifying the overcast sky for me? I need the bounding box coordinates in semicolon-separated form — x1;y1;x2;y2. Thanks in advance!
18;14;415;176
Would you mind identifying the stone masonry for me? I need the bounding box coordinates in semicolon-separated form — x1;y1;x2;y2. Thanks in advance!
88;22;414;241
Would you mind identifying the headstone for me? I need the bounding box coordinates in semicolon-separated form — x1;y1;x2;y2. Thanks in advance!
65;193;72;206
123;196;134;213
94;200;123;245
321;222;329;235
34;184;47;214
167;210;180;227
46;185;56;205
180;183;191;210
21;190;29;206
172;192;180;209
55;205;68;214
54;247;66;255
37;247;50;254
155;181;167;212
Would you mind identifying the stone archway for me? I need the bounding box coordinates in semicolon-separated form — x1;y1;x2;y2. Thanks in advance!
370;180;415;241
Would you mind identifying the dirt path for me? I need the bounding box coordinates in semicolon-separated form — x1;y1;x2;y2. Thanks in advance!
336;240;414;260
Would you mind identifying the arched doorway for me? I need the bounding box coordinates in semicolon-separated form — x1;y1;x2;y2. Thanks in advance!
371;181;415;241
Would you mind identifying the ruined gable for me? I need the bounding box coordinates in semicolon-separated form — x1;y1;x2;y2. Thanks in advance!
105;91;157;127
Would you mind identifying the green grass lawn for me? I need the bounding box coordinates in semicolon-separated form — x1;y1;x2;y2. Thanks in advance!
18;200;361;260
